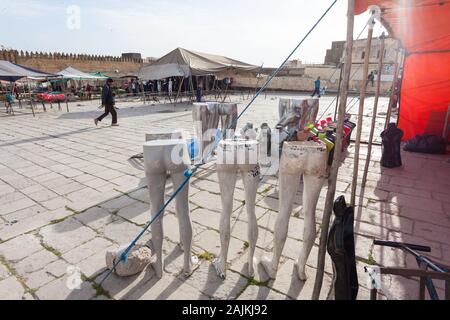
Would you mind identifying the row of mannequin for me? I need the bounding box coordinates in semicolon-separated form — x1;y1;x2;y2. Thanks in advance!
142;98;329;281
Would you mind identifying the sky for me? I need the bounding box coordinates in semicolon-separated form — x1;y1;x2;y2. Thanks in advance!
0;0;387;67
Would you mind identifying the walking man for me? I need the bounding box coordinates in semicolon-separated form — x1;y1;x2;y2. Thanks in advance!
95;78;118;127
367;71;375;87
311;77;321;98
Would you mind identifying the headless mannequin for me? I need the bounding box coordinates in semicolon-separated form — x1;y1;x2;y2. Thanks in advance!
143;139;197;278
193;102;238;160
260;141;328;280
213;139;260;279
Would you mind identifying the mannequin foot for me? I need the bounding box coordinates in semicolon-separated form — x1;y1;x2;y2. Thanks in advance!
247;256;257;278
182;255;199;278
212;258;227;280
295;262;307;281
259;256;277;279
152;261;163;279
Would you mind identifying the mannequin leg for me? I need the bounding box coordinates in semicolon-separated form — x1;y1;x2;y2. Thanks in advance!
296;173;325;280
146;171;167;279
241;167;260;278
260;172;300;279
213;167;238;279
171;170;197;277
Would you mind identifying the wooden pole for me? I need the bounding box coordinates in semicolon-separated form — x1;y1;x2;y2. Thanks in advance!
189;75;195;102
334;63;344;119
312;0;355;300
361;34;385;189
443;104;450;141
384;43;402;130
27;78;35;117
350;15;375;207
175;77;184;104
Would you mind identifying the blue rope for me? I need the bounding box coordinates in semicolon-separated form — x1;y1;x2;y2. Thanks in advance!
99;0;338;285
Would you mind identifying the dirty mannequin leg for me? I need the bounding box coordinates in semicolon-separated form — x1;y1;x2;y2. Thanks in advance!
241;165;260;277
260;172;300;279
171;169;197;277
214;167;238;279
296;173;325;280
146;171;167;279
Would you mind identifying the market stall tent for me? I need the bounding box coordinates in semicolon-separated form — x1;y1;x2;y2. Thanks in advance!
57;67;107;80
139;47;259;80
0;60;56;82
355;0;450;141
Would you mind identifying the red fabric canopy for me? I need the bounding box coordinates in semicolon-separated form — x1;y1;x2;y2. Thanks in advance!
355;0;450;141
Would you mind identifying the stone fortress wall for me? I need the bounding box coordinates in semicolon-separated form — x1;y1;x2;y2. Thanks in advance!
0;49;144;76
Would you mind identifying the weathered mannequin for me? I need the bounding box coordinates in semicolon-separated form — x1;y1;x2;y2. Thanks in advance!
213;139;260;279
261;141;328;280
278;98;319;132
145;129;184;142
143;139;197;278
192;102;238;159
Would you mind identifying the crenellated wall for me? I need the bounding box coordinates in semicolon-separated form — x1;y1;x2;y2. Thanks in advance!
0;49;144;75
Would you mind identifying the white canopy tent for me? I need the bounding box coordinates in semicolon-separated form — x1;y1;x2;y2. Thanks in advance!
57;67;107;80
139;48;259;81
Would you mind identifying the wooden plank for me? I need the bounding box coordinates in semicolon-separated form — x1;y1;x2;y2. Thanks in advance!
312;0;355;300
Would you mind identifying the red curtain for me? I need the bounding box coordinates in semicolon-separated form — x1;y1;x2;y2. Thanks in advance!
355;0;450;141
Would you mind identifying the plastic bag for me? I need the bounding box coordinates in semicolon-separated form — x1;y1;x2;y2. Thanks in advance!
404;134;446;154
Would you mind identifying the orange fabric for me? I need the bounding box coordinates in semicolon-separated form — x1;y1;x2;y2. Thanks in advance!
355;0;450;141
398;52;450;140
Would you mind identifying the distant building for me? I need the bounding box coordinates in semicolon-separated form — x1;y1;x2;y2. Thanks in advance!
325;37;399;65
143;57;158;64
121;53;142;61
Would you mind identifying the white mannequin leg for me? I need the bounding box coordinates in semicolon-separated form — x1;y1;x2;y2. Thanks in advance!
214;166;238;279
241;165;260;277
146;171;166;279
296;173;325;280
260;171;300;279
144;139;193;279
171;170;197;277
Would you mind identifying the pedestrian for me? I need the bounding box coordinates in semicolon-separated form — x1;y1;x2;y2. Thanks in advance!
367;71;375;87
86;83;92;100
94;78;118;127
168;78;173;96
311;77;321;98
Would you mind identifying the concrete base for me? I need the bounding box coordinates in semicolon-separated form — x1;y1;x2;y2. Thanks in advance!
105;245;152;277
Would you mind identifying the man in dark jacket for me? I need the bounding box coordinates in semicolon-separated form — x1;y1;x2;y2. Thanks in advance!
95;78;118;126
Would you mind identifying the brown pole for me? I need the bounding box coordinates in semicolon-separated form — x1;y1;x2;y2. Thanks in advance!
175;76;184;104
361;34;385;189
350;15;375;207
334;63;344;119
384;43;402;129
312;0;355;300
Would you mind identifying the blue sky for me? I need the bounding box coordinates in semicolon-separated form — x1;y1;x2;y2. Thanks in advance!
0;0;385;66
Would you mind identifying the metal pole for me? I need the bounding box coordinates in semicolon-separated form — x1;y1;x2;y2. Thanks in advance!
350;13;375;207
361;34;385;189
312;0;355;300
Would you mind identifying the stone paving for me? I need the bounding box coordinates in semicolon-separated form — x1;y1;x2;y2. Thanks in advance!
0;93;449;300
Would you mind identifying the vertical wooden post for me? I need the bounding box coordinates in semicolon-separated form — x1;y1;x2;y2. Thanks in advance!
361;34;385;189
27;78;35;117
384;43;402;130
334;63;344;119
175;77;184;104
442;104;450;140
350;15;375;207
312;0;355;300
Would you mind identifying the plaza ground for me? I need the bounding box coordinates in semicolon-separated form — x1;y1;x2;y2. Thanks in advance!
0;93;449;300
